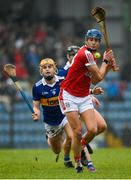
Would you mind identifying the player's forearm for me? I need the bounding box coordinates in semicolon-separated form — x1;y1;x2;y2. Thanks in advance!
99;61;110;78
33;107;40;114
32;100;41;120
33;106;40;116
92;49;115;84
92;62;109;84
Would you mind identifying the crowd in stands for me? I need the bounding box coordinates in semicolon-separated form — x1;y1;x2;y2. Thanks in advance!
0;20;84;83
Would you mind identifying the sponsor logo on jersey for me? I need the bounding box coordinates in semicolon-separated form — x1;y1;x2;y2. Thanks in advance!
40;96;59;106
42;91;49;95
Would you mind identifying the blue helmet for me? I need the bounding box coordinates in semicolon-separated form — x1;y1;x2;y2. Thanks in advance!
85;29;102;40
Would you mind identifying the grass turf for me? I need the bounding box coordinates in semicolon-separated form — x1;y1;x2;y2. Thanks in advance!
0;148;131;179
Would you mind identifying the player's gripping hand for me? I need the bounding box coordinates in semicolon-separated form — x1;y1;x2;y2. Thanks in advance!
103;49;118;71
103;49;114;63
32;113;39;121
91;87;104;95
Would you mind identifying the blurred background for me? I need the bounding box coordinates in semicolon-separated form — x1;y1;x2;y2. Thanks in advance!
0;0;131;149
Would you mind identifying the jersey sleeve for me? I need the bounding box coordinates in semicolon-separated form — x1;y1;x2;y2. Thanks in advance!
58;67;68;77
58;61;71;77
32;85;40;101
84;50;96;67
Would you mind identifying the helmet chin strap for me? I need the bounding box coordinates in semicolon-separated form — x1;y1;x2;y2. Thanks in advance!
87;46;96;52
85;43;97;52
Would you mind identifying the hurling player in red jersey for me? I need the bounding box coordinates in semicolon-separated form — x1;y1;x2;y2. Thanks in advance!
61;46;107;172
59;29;116;173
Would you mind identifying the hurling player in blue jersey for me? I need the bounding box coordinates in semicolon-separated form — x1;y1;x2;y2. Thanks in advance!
32;58;74;168
58;45;80;77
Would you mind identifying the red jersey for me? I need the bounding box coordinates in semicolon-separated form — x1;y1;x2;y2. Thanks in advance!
60;45;96;97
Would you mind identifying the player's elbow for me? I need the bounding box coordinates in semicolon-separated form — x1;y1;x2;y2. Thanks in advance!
91;74;103;85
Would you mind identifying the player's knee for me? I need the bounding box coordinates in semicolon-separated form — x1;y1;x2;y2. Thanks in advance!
88;127;97;136
99;122;107;133
66;130;73;141
103;122;107;131
74;128;82;141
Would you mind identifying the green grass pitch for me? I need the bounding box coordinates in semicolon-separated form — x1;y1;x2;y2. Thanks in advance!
0;148;131;179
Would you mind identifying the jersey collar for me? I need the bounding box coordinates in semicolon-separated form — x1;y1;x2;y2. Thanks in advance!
42;75;59;86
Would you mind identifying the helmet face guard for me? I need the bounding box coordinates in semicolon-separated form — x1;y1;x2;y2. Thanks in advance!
67;45;80;56
85;29;102;40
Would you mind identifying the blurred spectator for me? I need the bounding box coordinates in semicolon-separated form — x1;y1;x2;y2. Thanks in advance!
0;47;10;65
13;47;28;79
34;23;48;45
106;79;124;101
121;62;131;82
25;44;40;82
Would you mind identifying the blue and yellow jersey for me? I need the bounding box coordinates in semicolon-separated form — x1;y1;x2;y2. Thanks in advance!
32;75;65;126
